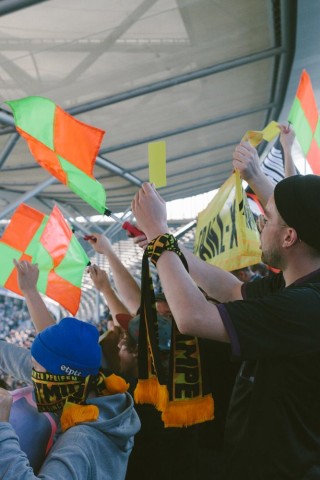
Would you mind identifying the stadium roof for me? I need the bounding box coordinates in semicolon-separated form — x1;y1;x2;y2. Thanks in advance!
0;0;301;225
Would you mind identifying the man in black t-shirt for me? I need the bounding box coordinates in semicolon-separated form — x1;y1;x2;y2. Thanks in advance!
132;151;320;479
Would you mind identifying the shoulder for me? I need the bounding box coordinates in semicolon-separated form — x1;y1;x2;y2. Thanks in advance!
243;272;285;299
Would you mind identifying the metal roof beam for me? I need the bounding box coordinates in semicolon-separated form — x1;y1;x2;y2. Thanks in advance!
0;110;15;127
131;140;238;173
0;177;56;220
68;46;284;116
100;102;276;155
62;0;158;86
95;156;142;188
0;0;49;16
0;133;19;169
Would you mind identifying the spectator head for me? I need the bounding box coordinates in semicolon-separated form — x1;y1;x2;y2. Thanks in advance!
116;312;172;353
31;317;101;377
155;292;173;320
274;174;320;253
231;266;257;283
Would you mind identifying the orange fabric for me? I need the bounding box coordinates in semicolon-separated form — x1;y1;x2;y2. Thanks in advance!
104;374;129;394
18;127;67;184
54;106;105;177
1;204;45;251
307;138;320;175
246;193;264;215
134;377;169;412
296;70;318;132
4;252;32;295
40;206;72;268
162;394;214;428
46;270;81;315
60;403;99;432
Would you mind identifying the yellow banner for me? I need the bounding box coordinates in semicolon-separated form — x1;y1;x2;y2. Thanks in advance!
194;172;261;271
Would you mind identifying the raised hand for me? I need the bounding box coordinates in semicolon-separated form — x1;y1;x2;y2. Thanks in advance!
279;124;296;153
13;259;39;294
232;140;262;182
132;233;148;250
88;264;111;292
85;233;113;255
132;183;168;242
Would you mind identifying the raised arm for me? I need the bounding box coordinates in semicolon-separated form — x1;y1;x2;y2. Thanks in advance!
279;124;296;177
87;264;131;327
132;183;236;341
87;234;140;315
14;260;55;332
232;140;274;207
179;245;243;302
132;225;242;303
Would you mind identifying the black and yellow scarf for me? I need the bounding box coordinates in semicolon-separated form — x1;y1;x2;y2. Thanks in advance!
32;369;129;431
134;233;214;427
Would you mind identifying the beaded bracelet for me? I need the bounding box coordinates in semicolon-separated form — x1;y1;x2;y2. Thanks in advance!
146;233;188;271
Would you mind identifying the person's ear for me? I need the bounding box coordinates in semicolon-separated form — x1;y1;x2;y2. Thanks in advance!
282;228;299;248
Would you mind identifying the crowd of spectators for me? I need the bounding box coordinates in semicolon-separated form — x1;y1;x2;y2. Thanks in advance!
0;293;36;390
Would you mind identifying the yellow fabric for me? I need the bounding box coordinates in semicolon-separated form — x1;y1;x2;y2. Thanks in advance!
194;171;261;271
162;394;214;428
60;402;99;432
242;130;264;147
242;120;279;146
134;377;169;412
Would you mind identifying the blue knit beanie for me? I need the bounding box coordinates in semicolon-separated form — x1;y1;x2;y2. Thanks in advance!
31;317;101;377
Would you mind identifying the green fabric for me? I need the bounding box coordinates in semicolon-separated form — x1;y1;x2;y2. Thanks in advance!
0;243;21;285
25;217;49;257
55;236;88;287
58;156;106;214
313;119;320;147
288;98;313;155
6;97;55;150
34;244;54;293
288;96;301;124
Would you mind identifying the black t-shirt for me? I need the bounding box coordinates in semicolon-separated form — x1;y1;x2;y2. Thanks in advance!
217;269;320;480
125;379;199;480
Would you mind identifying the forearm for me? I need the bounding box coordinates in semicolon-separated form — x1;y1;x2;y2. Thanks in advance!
156;251;230;342
283;148;296;177
100;286;131;325
24;289;55;332
245;170;274;207
179;246;243;303
104;250;140;315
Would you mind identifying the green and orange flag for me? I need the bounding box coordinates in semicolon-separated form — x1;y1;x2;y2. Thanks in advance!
6;96;107;213
288;70;320;174
0;204;89;314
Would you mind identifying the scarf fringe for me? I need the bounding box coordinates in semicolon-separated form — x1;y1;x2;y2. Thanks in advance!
104;373;129;395
134;377;169;412
61;402;99;432
161;394;214;428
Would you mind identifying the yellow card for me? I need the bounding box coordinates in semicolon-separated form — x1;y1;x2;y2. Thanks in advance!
148;141;166;188
262;121;280;142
